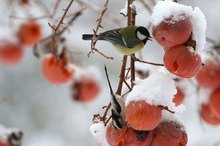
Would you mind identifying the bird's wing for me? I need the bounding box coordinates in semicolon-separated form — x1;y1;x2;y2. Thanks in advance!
101;29;133;48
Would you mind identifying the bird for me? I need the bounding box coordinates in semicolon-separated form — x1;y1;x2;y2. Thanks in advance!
104;65;125;129
82;26;151;55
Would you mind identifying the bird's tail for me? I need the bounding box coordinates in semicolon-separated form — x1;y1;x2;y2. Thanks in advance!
82;34;94;40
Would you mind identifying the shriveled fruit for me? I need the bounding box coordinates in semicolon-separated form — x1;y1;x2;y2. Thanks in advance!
71;77;100;103
200;104;220;125
106;123;125;146
151;121;188;146
124;129;153;146
42;55;74;84
196;59;220;89
125;100;162;131
209;87;220;118
164;45;202;78
173;87;185;106
0;43;23;64
152;14;192;49
18;21;42;46
106;123;154;146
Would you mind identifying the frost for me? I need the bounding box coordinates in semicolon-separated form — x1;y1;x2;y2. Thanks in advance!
151;1;207;53
89;122;107;145
125;72;185;113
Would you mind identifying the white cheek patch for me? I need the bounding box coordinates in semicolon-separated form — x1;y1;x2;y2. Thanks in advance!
137;31;147;40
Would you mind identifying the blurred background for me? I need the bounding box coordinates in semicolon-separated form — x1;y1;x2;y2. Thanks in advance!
0;0;220;146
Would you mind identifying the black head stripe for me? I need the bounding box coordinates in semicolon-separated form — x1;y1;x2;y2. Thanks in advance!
135;26;151;44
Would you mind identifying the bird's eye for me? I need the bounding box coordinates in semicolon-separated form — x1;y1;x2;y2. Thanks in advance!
137;31;147;40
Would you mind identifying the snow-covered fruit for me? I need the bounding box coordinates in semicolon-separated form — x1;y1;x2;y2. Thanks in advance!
200;103;220;125
42;55;74;84
151;1;206;53
163;45;202;78
196;59;220;89
150;120;188;146
71;73;100;103
106;122;153;146
17;21;42;46
125;100;162;131
0;43;23;64
152;14;192;49
173;87;185;106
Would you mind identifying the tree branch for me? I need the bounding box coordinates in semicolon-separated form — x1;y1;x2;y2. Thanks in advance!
48;0;74;56
87;0;113;60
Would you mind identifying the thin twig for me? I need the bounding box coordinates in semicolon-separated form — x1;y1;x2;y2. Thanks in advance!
48;0;74;56
123;78;132;91
127;0;136;88
158;105;175;114
40;8;83;44
34;9;83;55
103;102;112;125
116;55;128;95
90;48;114;60
125;67;131;79
87;0;109;58
135;57;164;66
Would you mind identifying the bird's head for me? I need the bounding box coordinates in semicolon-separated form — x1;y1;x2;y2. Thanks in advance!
136;26;152;44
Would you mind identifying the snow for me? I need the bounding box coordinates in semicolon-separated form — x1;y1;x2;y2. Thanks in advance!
162;111;184;125
151;1;207;53
191;7;207;53
197;87;212;104
0;124;21;143
151;1;193;27
89;122;107;145
125;71;185;113
73;65;102;83
120;1;128;16
129;1;137;12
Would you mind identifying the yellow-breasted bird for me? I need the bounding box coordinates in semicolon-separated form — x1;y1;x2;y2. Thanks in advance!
82;26;151;55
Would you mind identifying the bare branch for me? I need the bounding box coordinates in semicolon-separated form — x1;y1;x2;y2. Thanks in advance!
134;57;164;66
128;0;136;88
49;0;75;56
116;55;128;95
87;0;110;59
87;48;114;60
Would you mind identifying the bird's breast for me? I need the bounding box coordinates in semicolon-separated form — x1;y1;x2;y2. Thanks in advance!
113;43;144;55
